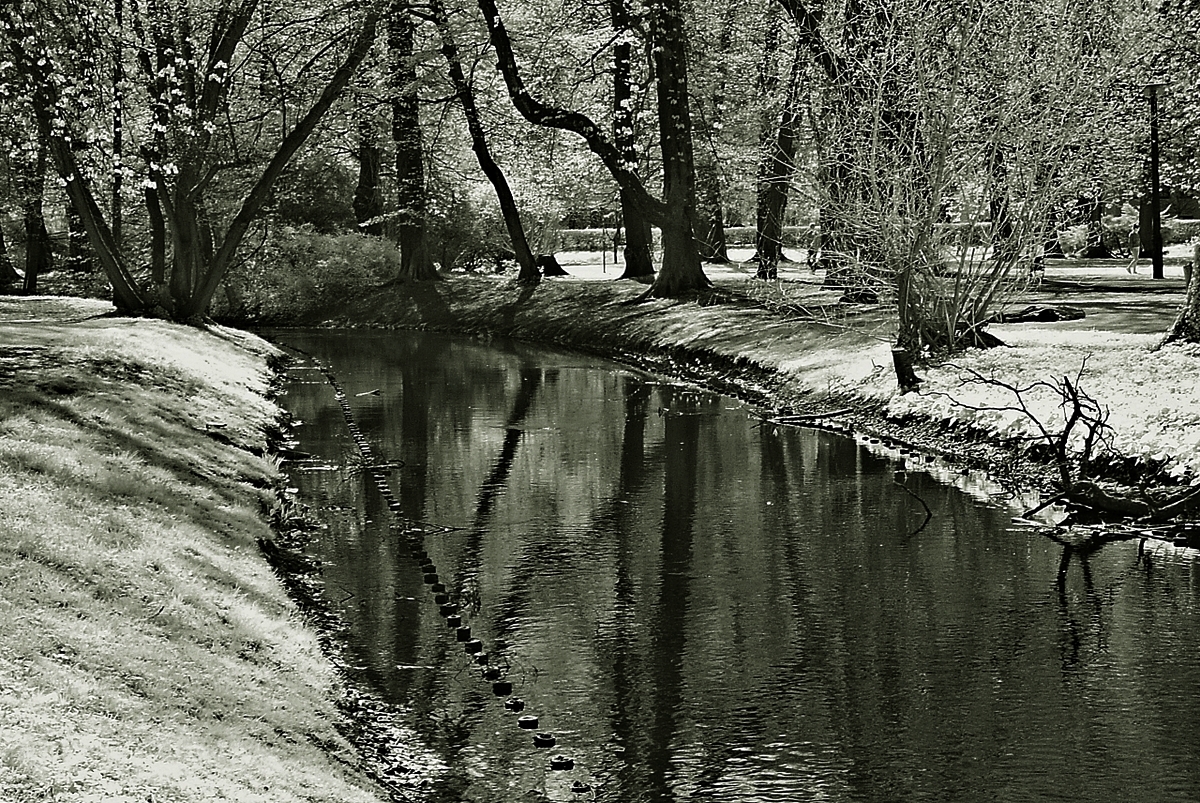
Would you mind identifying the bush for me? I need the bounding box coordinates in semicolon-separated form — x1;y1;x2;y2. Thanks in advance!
553;225;816;252
557;228;623;251
273;158;358;234
425;185;513;272
214;228;400;323
1165;219;1200;244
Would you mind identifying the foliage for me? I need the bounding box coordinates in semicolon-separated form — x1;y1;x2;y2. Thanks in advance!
0;0;380;320
1150;0;1200;194
422;178;513;271
215;228;401;323
274;158;359;235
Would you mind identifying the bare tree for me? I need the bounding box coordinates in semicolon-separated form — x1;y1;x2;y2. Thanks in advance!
777;0;1139;387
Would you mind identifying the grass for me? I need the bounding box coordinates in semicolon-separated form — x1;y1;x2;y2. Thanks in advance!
0;299;387;803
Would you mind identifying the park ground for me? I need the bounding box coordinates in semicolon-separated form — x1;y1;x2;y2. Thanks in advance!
0;299;396;802
1;245;1199;801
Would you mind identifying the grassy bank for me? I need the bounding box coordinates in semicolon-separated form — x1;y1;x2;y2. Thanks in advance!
0;298;387;802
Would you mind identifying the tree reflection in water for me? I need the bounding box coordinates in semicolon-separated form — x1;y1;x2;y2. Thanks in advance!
275;329;1200;803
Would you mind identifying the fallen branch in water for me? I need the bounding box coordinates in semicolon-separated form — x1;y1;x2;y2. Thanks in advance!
1067;480;1200;522
894;479;933;538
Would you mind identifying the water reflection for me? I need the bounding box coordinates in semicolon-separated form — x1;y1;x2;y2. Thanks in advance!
271;329;1200;803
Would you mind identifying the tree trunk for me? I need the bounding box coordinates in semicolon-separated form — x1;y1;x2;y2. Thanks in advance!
755;42;804;279
988;140;1015;261
390;0;438;282
644;0;710;297
431;0;538;282
695;1;735;264
12;1;380;319
477;0;709;293
696;163;729;263
1161;263;1200;345
352;92;385;237
22;137;52;295
66;201;95;273
1078;196;1111;258
0;226;21;290
111;0;124;248
618;189;655;281
610;0;654;281
891;346;923;393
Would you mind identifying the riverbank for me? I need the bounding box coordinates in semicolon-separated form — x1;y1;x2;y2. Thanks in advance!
0;297;389;802
1;256;1195;796
318;259;1200;496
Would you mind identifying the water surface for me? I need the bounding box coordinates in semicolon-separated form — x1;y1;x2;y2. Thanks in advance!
272;328;1200;803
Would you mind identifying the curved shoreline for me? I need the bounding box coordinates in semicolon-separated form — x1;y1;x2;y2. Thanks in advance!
311;275;1065;491
301;268;1200;503
3;262;1194;799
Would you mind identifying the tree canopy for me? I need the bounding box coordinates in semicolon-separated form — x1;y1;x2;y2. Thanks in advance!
0;0;1195;327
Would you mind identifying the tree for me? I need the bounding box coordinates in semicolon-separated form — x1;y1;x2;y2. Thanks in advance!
642;0;710;295
755;37;805;279
0;0;381;320
428;0;540;282
1154;0;1200;344
352;86;386;236
692;0;737;264
17;132;53;293
773;0;1142;386
389;0;439;280
610;0;654;281
473;0;711;295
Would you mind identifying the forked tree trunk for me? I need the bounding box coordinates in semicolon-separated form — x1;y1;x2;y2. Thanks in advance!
431;0;538;282
390;0;438;281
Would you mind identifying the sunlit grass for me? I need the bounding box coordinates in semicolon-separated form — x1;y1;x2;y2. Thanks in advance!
0;307;385;802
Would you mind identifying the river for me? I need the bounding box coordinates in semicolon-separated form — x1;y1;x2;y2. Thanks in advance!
270;328;1200;803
